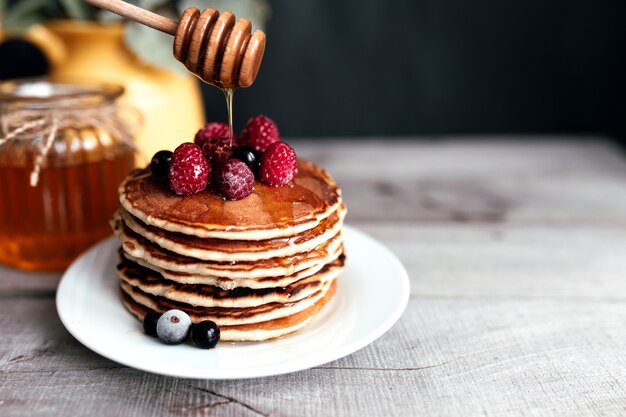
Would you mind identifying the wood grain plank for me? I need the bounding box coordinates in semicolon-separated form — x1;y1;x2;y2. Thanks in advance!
2;297;626;417
358;223;626;298
297;138;626;181
297;138;626;225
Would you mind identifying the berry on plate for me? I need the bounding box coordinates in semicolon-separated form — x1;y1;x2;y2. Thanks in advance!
239;115;280;152
214;159;254;200
194;122;235;147
259;141;297;186
156;309;192;345
143;311;161;337
192;320;221;349
168;142;210;196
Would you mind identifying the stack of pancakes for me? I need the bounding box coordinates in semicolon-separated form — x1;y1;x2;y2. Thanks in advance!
112;160;345;341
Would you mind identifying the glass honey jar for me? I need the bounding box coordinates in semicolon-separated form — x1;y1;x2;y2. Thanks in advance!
0;79;137;271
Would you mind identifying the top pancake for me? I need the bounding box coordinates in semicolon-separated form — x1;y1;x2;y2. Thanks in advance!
119;159;342;240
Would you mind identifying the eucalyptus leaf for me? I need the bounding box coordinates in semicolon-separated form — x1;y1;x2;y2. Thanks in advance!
179;0;270;30
96;9;125;22
59;0;92;20
138;0;172;11
124;20;185;74
3;0;51;32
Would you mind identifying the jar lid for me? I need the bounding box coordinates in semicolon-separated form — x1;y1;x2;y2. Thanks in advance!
0;78;124;109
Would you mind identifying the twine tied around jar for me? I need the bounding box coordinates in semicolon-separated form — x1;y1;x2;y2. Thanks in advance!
0;101;140;186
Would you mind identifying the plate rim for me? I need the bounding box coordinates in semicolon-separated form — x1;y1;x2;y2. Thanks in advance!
56;224;410;379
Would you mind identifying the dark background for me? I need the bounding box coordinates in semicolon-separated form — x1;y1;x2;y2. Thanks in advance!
205;0;626;139
3;0;626;139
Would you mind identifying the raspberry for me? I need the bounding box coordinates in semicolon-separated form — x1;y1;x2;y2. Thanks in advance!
259;142;297;186
239;115;280;152
202;136;232;162
194;122;236;148
214;159;254;200
168;142;210;195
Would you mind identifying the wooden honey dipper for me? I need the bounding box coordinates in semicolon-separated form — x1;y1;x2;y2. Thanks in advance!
84;0;266;89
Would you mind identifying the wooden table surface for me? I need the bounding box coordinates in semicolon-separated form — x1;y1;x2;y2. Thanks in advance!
2;138;626;417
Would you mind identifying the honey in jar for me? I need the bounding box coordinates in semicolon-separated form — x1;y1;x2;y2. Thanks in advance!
0;80;136;271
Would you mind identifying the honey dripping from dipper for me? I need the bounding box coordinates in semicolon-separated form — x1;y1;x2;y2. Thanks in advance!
84;0;267;146
173;7;266;145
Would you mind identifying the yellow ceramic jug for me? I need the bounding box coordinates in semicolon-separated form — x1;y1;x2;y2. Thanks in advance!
25;21;205;160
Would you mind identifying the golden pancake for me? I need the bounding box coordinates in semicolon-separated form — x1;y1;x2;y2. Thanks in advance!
119;160;341;240
123;246;344;290
113;216;343;279
116;203;346;261
120;277;335;327
117;255;344;308
122;280;337;341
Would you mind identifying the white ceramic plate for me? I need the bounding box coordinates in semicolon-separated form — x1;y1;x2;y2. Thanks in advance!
56;225;410;379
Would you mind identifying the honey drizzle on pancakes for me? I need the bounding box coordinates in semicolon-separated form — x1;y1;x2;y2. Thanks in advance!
119;160;341;240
